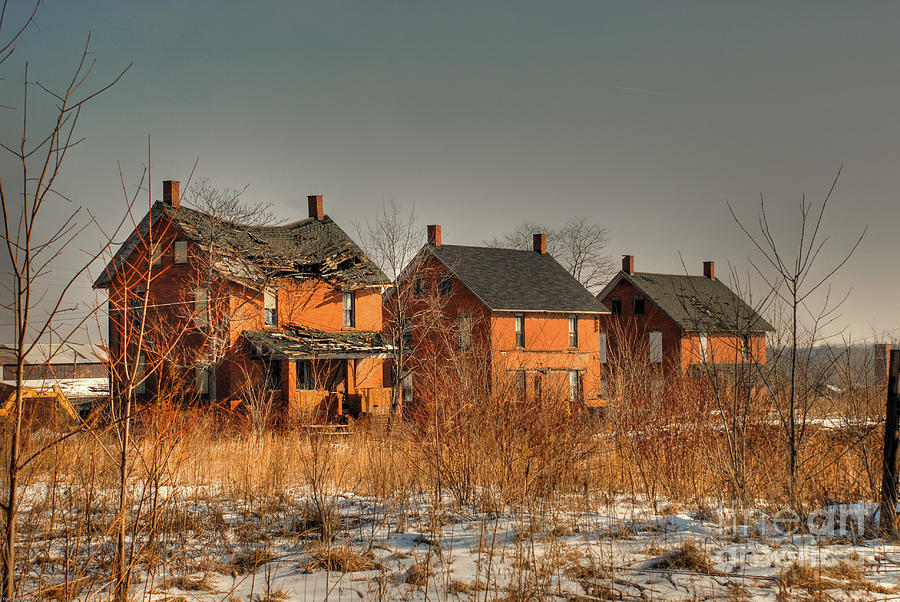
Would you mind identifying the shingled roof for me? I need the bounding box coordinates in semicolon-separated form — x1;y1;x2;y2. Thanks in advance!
94;202;390;289
602;271;774;333
426;244;608;314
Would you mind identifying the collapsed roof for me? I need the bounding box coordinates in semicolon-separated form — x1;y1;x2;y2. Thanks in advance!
244;324;394;360
94;202;390;289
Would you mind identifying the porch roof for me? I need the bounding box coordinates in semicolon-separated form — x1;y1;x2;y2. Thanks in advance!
244;325;394;360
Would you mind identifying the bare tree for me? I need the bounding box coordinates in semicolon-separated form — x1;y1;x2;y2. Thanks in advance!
0;5;131;595
488;218;615;293
729;167;866;509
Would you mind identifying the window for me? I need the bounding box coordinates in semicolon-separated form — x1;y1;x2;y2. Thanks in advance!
568;370;581;401
400;371;413;404
598;332;607;364
135;353;146;395
265;360;281;391
296;360;313;390
174;240;188;264
195;287;209;326
195;365;210;396
438;275;452;296
264;288;277;327
610;297;622;316
649;331;663;364
131;292;145;328
741;334;751;357
515;314;525;348
343;291;356;327
699;333;709;361
633;297;645;315
401;317;413;347
414;277;428;297
151;245;163;266
514;370;526;401
457;314;472;350
568;315;578;348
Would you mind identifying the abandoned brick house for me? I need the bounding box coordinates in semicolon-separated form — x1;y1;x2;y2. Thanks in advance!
389;225;610;406
597;255;774;372
94;180;394;419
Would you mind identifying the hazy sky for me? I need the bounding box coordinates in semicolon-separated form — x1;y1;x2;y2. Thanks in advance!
1;1;897;343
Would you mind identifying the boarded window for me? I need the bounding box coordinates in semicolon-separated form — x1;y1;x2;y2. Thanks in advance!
610;297;622;316
457;314;472;350
264;288;277;327
174;240;188;264
514;370;526;400
598;332;607;364
568;370;581;401
400;371;413;404
195;287;209;327
649;331;662;364
515;314;525;347
568;315;578;348
343;291;356;327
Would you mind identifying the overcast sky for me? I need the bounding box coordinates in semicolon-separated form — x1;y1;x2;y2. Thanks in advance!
1;1;897;343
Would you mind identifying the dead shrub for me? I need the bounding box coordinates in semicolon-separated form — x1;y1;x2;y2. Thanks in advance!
304;546;381;573
404;560;434;586
158;573;216;592
644;540;718;574
228;548;277;574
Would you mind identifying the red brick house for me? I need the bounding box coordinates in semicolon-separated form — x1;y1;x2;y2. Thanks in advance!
597;255;773;372
389;225;610;407
94;180;394;420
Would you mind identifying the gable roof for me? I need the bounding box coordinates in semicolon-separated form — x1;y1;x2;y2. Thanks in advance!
426;244;608;314
599;271;774;333
94;202;390;289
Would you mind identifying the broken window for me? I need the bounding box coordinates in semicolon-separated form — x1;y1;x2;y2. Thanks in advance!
401;317;413;347
649;331;662;364
264;288;277;327
610;297;622;316
515;314;525;348
343;291;356;327
457;314;472;350
699;333;709;362
438;275;452;296
568;315;578;348
414;277;428;297
174;240;188;264
131;291;145;329
633;297;645;315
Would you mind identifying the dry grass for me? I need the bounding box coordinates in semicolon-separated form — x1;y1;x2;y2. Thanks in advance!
644;540;718;574
304;546;382;573
403;560;434;586
779;561;898;596
227;549;277;574
158;573;216;592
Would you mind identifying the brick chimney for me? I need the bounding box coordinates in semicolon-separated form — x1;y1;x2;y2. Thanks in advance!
307;195;324;220
703;260;715;280
533;233;547;255
427;224;442;248
163;180;180;207
622;255;634;275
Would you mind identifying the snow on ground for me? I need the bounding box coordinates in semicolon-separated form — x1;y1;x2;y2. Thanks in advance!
23;490;900;600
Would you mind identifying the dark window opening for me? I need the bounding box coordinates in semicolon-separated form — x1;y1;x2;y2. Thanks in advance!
438;275;453;296
515;314;525;348
265;360;281;391
633;297;646;315
296;360;313;390
610;297;622;316
414;277;428;297
514;370;526;401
